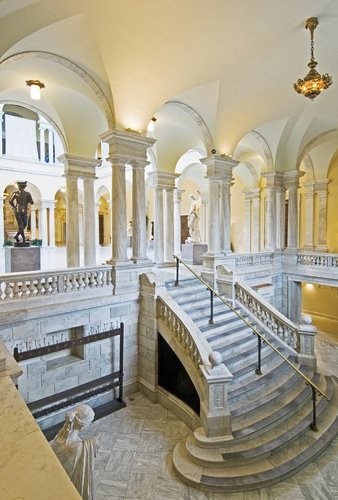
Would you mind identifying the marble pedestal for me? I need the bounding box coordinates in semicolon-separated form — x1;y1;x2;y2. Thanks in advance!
5;246;41;272
182;243;208;265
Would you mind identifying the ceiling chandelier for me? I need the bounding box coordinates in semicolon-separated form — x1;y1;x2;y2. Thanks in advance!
293;17;333;100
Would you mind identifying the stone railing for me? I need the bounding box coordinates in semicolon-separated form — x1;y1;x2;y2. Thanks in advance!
157;293;233;437
0;265;113;301
235;281;298;350
233;252;274;269
297;252;338;269
157;296;207;371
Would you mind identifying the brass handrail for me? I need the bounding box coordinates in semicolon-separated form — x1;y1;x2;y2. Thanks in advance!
173;255;329;404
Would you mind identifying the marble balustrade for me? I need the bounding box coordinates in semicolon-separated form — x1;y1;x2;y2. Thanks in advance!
235;281;298;349
297;252;338;269
0;265;113;300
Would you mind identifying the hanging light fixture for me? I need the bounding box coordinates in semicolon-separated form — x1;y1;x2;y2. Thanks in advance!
26;79;45;100
293;17;333;100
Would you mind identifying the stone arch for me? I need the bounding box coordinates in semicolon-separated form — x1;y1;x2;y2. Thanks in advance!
0;51;115;129
1;99;67;153
250;130;274;172
296;129;338;170
166;100;214;154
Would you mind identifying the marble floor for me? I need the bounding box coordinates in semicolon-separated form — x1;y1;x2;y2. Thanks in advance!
78;330;338;500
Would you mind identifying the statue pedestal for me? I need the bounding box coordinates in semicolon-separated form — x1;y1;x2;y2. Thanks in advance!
5;247;41;273
182;243;208;265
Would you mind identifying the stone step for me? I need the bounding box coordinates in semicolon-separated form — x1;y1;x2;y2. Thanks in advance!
173;381;338;491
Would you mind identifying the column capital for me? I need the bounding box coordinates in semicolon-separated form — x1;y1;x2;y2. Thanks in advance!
261;171;284;187
283;170;304;188
174;188;185;202
315;179;330;193
151;170;179;189
59;154;98;179
40;199;56;209
201;154;238;181
302;181;316;196
101;128;156;163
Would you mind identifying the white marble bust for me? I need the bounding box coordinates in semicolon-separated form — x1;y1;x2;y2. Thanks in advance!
50;404;98;500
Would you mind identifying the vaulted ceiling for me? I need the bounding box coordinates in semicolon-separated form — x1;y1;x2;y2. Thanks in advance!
1;0;338;179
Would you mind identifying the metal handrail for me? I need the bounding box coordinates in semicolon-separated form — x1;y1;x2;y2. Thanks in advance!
173;255;329;430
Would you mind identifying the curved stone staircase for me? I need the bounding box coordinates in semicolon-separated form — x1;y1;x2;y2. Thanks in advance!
166;278;338;493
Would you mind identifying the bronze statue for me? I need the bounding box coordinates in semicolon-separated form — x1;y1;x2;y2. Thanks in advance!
9;181;34;243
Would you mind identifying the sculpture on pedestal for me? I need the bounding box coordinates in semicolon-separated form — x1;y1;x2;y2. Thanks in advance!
9;181;34;244
186;192;201;243
50;404;98;500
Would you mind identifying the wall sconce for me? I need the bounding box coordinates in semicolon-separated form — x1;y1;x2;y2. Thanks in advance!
26;80;45;100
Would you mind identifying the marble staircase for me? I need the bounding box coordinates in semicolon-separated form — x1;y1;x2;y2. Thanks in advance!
166;278;338;492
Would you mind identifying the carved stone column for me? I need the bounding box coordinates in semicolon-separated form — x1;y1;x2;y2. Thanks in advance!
302;181;315;250
38;121;46;163
220;179;233;253
174;188;184;255
284;171;304;251
200;194;208;244
39;201;48;246
131;160;151;263
0;196;4;246
101;129;155;267
315;179;329;252
83;171;97;266
152;171;178;267
59;154;98;268
43;200;56;247
262;173;277;251
48;127;54;164
275;174;285;250
200;154;238;285
251;188;260;252
95;202;100;246
30;207;37;240
153;185;164;265
244;191;252;252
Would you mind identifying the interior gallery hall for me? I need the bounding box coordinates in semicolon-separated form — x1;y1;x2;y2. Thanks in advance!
0;1;337;499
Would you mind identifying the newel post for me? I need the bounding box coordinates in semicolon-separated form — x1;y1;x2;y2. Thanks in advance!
200;352;233;438
216;264;236;303
296;315;317;370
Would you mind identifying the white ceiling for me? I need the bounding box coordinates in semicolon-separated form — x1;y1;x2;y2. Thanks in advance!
0;0;338;180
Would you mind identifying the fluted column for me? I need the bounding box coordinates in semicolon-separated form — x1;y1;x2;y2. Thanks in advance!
0;196;4;246
164;187;175;262
40;201;48;246
315;179;329;252
83;174;97;265
174;188;184;255
131;161;149;262
284;171;304;250
251;188;260;252
112;159;128;261
302;181;315;250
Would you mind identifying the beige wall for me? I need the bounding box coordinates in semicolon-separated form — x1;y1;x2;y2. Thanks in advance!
302;283;338;336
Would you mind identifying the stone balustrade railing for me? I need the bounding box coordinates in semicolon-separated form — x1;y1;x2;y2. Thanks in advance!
233;252;274;269
297;252;338;269
0;265;113;301
157;296;207;371
235;281;298;350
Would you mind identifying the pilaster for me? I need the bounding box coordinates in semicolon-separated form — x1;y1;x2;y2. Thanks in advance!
302;181;315;251
174;188;184;255
284;170;304;250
